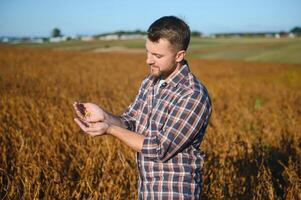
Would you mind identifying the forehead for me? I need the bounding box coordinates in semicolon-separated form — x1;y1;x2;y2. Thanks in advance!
145;38;174;53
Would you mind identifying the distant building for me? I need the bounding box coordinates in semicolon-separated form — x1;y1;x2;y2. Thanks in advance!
274;33;280;39
97;33;146;41
120;34;146;40
49;36;68;43
49;37;60;43
288;33;295;38
1;37;9;43
70;35;80;40
98;34;120;40
81;36;94;41
31;38;44;43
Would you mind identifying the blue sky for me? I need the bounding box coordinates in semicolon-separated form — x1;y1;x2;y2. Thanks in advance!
0;0;300;37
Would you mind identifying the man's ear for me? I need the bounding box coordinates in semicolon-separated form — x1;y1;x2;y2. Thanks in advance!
175;50;186;63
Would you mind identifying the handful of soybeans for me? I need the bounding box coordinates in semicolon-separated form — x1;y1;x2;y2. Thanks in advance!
76;103;91;118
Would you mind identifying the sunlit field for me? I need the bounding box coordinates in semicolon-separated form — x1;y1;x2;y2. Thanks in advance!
0;43;300;199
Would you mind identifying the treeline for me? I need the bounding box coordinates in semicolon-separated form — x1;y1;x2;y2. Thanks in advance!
94;27;301;38
214;26;301;38
95;30;203;37
95;30;146;37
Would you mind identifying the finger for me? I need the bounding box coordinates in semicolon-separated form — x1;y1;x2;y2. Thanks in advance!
74;118;89;132
86;130;107;137
75;118;107;132
88;121;107;128
85;123;108;132
85;131;102;137
77;118;91;127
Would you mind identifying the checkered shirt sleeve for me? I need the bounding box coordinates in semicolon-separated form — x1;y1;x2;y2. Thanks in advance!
119;80;146;131
141;90;211;162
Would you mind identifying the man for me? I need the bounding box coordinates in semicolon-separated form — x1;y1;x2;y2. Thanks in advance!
73;16;212;199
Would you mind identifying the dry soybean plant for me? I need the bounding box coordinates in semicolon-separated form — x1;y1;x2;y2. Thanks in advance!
0;45;300;199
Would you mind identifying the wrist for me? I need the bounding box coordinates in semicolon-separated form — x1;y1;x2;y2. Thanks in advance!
103;111;110;123
107;124;115;135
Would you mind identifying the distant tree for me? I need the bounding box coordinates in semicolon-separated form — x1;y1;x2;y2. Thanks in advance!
51;28;62;37
116;30;125;37
191;31;202;37
133;29;145;35
290;27;301;35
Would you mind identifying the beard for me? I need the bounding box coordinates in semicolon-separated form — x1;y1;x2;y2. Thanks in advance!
150;65;161;77
149;63;179;79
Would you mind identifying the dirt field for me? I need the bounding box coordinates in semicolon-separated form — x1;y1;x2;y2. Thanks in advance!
0;44;300;199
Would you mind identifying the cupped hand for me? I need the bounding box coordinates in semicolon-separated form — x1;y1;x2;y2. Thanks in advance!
74;117;109;137
73;102;107;122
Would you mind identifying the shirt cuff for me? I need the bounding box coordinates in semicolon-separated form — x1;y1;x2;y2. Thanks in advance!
119;116;135;131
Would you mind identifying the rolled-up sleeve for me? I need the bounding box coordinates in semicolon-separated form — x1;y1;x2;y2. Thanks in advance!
119;94;141;131
120;79;148;131
141;90;211;162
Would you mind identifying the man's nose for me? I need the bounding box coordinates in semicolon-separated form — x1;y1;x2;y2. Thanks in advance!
146;54;154;65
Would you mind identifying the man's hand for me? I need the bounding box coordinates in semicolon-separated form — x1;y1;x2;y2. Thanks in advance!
73;102;107;123
74;117;109;137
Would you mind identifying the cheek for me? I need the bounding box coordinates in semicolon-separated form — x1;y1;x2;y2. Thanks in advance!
160;58;174;68
157;58;169;66
156;59;163;66
151;58;162;68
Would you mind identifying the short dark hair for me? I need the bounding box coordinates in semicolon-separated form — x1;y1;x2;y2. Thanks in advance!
147;16;190;51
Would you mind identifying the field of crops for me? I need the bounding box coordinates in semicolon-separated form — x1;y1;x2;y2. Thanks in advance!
0;43;300;199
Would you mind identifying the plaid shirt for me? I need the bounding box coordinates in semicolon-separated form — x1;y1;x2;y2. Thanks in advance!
121;61;212;200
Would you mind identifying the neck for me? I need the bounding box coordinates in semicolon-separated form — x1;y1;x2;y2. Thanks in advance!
162;61;184;80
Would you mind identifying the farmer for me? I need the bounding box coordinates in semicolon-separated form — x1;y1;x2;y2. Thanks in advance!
73;16;212;199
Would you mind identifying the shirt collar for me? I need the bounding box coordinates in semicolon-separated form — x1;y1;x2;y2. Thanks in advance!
149;60;190;88
166;60;190;87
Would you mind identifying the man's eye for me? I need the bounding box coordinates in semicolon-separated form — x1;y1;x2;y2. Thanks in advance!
155;55;163;58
